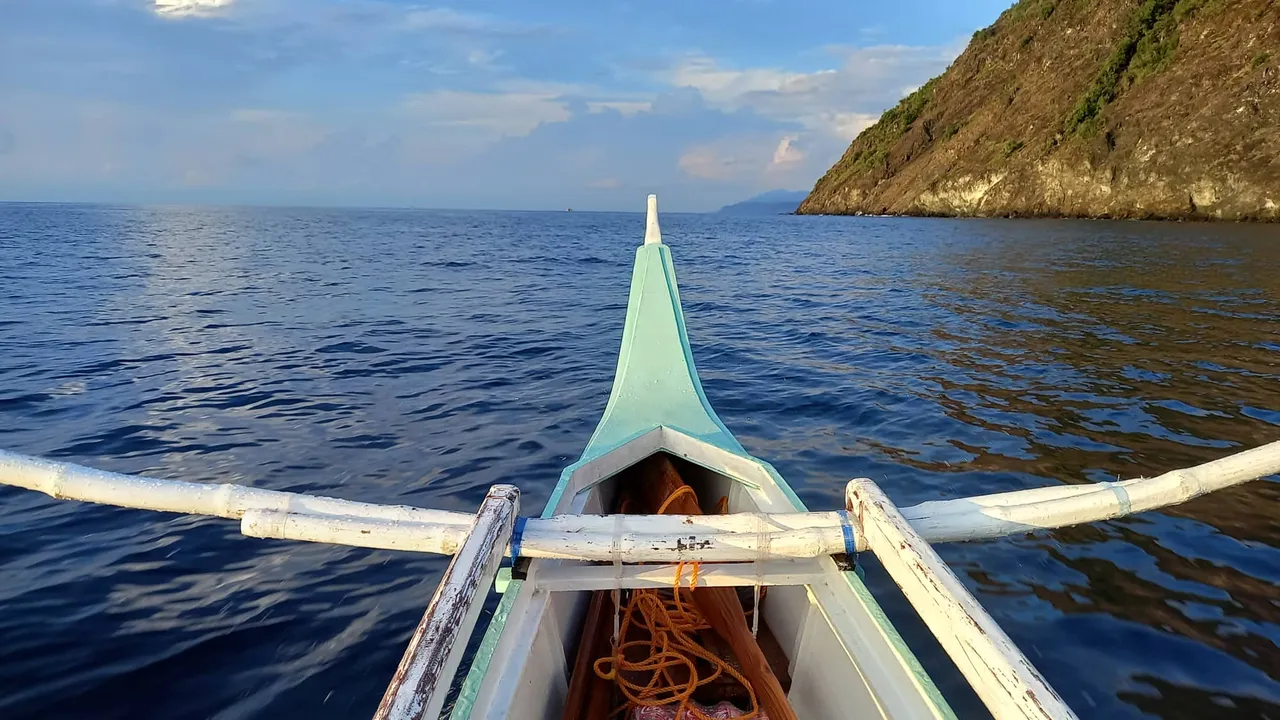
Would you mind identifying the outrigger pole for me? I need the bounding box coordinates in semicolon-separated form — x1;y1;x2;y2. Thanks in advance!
2;439;1276;563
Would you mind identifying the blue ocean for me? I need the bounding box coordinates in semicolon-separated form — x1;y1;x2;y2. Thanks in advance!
1;203;1277;718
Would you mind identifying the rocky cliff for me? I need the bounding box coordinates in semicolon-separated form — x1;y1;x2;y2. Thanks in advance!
798;0;1280;221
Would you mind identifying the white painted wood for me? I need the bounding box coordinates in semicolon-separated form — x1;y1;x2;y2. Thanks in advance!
658;426;766;491
0;449;471;525
546;576;586;669
530;559;827;591
375;485;519;720
7;438;1277;562
469;586;554;720
807;574;954;719
561;426;769;499
535;510;843;535
241;510;470;556
847;478;1077;720
241;508;843;561
543;435;1280;554
457;450;960;720
899;438;1280;543
536;591;573;716
789;582;880;720
644;193;661;244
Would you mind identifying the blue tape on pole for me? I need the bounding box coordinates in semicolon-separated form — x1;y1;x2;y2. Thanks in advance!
510;516;527;559
836;509;857;556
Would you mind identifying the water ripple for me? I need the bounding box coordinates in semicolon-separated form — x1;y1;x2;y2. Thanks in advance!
0;206;1277;718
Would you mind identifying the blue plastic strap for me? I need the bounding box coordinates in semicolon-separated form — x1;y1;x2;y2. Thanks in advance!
836;509;857;557
510;516;527;559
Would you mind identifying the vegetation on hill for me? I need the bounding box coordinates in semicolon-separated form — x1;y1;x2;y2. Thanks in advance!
799;0;1279;221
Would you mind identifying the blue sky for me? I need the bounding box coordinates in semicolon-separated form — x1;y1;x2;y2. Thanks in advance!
0;0;1011;211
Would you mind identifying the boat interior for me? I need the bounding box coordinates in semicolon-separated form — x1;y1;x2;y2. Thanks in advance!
456;445;952;720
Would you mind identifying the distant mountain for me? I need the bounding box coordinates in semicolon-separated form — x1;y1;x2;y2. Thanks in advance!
715;190;807;216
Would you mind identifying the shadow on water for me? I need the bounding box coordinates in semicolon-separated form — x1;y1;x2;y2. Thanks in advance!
0;205;1277;718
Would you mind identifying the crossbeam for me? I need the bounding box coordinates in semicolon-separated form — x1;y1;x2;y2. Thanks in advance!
1;440;1277;563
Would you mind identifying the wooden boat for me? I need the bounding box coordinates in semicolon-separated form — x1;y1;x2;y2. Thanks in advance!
442;195;994;720
1;195;1276;720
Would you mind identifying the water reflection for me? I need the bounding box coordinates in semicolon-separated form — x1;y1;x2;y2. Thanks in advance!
1;207;1277;718
666;215;1279;717
877;220;1280;716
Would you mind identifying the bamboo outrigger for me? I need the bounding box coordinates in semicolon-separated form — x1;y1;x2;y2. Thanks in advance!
1;194;1276;720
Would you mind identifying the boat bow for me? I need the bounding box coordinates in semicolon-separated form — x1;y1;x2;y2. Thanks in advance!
584;211;743;462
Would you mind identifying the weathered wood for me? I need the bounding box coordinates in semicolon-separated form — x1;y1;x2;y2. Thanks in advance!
847;478;1078;720
9;439;1278;563
562;590;613;720
633;455;798;720
246;510;814;563
249;422;1280;556
535;510;845;536
899;438;1280;543
0;448;472;526
374;485;519;720
242;509;469;556
697;611;793;702
242;508;842;562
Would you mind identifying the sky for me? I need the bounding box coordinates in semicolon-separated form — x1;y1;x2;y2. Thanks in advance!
0;0;1012;211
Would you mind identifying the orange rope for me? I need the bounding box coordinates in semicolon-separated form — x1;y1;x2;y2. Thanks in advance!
593;490;759;719
592;570;759;719
657;485;698;514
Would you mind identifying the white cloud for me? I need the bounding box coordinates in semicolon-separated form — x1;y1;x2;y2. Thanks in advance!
587;101;653;117
401;7;549;36
667;42;961;141
678;145;738;181
397;89;577;163
828;112;880;140
677;133;820;189
153;0;233;18
229;109;290;123
227;108;329;157
678;135;787;182
671;58;814;104
659;42;958;190
490;78;585;96
771;135;804;166
403;90;571;136
467;48;501;67
403;8;494;32
6;0;965;212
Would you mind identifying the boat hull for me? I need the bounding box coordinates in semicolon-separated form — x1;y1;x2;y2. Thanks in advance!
448;240;957;720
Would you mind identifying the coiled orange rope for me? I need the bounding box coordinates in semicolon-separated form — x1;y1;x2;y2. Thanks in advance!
657;485;698;515
593;491;759;720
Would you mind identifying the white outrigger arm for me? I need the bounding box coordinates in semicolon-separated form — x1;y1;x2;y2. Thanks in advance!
2;440;1276;564
1;442;1276;720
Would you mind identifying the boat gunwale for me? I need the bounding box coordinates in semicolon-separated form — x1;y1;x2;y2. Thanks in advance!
448;427;959;720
